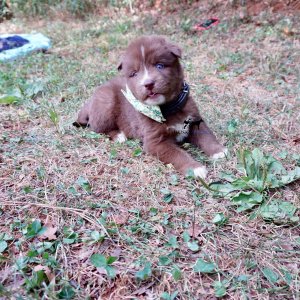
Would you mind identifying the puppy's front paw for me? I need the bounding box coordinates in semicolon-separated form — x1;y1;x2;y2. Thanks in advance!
114;131;127;143
193;166;208;179
211;148;228;160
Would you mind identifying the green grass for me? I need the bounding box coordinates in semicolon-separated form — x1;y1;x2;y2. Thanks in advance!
1;3;300;299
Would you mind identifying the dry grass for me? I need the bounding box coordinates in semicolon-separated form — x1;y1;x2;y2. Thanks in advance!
1;2;300;299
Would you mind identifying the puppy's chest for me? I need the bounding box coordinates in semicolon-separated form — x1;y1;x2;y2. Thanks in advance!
167;116;200;142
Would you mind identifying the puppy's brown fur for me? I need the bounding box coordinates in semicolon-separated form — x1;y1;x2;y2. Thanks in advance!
76;36;226;178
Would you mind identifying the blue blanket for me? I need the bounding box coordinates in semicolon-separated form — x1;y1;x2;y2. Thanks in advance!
0;35;29;52
0;33;51;61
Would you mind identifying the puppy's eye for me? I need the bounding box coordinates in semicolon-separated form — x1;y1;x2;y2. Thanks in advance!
155;63;165;70
129;71;137;78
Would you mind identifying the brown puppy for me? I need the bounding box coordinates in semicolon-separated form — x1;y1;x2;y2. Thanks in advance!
75;36;226;178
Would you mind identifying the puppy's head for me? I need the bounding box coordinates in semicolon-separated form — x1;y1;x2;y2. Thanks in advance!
118;36;184;105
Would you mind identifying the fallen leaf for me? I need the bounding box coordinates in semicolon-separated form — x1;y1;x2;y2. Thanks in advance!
33;265;55;282
110;247;122;258
113;212;129;225
77;248;94;260
188;224;205;237
132;281;155;295
39;224;57;240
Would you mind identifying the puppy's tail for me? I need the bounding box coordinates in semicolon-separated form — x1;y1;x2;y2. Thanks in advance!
73;101;90;128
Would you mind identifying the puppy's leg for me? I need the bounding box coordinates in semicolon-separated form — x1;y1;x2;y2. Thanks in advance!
82;86;118;134
188;121;227;159
144;138;207;178
108;130;127;143
75;101;91;127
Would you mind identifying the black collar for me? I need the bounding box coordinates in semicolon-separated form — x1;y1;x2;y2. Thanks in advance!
160;82;189;118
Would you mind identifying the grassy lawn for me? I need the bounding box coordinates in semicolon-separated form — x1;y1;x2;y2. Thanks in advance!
1;2;299;299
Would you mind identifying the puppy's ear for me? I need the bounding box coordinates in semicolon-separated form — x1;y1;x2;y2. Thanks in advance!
169;43;182;59
117;62;122;71
117;54;125;71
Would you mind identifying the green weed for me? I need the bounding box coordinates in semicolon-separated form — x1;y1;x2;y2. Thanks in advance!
206;148;300;216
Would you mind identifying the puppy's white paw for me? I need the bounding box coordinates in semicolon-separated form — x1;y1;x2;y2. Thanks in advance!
114;131;127;143
211;148;228;160
193;166;208;179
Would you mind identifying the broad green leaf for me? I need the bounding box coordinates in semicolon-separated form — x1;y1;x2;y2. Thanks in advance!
186;168;196;179
187;240;199;252
227;119;238;133
219;172;236;182
268;160;286;174
193;258;217;273
0;95;21;105
90;254;116;278
252;148;264;173
209;182;239;195
32;220;42;232
172;266;182;281
15;257;29;271
0;241;7;253
106;265;116;278
262;267;279;284
237;274;249;282
169;174;179;185
281;269;293;285
25;81;44;98
25;220;46;239
91;231;100;241
63;229;78;244
48;108;59;125
163;193;174;203
161;291;179;300
166;235;178;249
212;213;228;225
158;256;172;266
106;256;117;265
36;166;46;179
280;167;300;186
213;281;226;297
57;285;75;299
135;262;152;280
76;176;91;193
27;250;38;258
120;167;130;174
110;149;117;159
63;237;77;244
68;186;77;195
23;186;33;193
91;231;105;243
182;231;190;243
132;148;143;157
149;207;158;216
232;191;263;212
90;254;107;268
260;200;299;224
278;151;288;159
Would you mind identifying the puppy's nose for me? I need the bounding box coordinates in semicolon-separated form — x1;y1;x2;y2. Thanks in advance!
144;79;155;90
